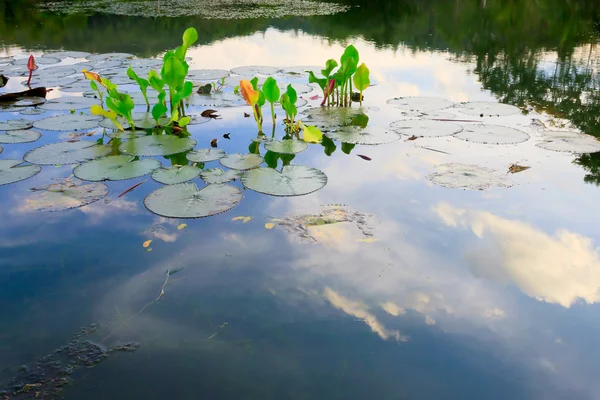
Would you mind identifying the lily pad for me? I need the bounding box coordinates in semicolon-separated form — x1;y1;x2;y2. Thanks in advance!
20;108;46;116
454;124;530;144
300;107;365;130
99;112;169;130
46;51;91;59
220;153;263;170
152;165;201;185
186;148;226;163
0;96;46;108
12;56;60;65
0;129;42;143
277;83;314;95
0;119;34;131
326;126;401;145
26;76;78;88
39;96;100;111
422;111;457;120
389;120;463;137
23;178;108;212
242;165;327;196
387;97;454;112
200;168;243;184
144;183;243;219
187;69;230;81
189;92;247;107
223;75;267;87
279;66;322;76
33;114;102;131
74;155;161;181
118;135;197;157
106;130;149;139
25;140;111;165
129;92;160;105
264;139;308;154
36;66;78;78
456;101;521;116
536;131;600;153
230;66;281;76
87;53;133;62
0;160;42;186
427;163;512;190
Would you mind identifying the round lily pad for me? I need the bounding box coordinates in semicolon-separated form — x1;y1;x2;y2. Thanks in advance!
74;155;161;181
118;135;197;157
454;124;530;144
0;159;41;186
200;168;243;184
36;65;78;78
187;69;230;81
387;97;454;112
26;76;79;88
0;129;41;144
277;83;314;95
20;108;46;116
129;92;160;106
389;120;463;137
252;135;271;143
39;96;99;111
12;56;60;65
87;53;133;62
33;114;102;131
422;111;457;120
536;131;600;153
144;183;243;219
107;130;149;139
23;178;108;212
301;107;365;130
326;126;401;145
191;92;247;107
152;165;201;185
186;148;226;163
230;66;281;76
220;153;263;170
127;58;163;69
223;75;267;87
0;56;14;63
427;163;512;190
46;51;91;59
264;139;308;154
242;165;327;197
0;119;34;131
0;96;46;108
99;112;169;130
457;101;521;116
25;140;111;165
279;66;322;76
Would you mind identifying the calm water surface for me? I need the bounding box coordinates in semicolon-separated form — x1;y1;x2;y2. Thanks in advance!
2;1;600;399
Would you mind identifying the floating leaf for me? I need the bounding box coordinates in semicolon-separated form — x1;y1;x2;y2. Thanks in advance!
357;154;372;161
265;223;275;229
326;126;401;145
301;125;323;143
427;163;512;190
22;178;108;212
536;131;600;153
118;180;147;198
230;65;280;75
177;223;187;230
220;153;263;170
119;135;197;157
0;96;46;109
280;65;322;75
231;216;245;221
200;168;243;184
144;183;243;219
100;112;170;130
187;148;226;163
300;107;364;130
39;96;100;111
387;97;454;112
0;130;41;144
20;108;46;116
508;164;530;174
24;140;111;165
264;140;308;154
187;69;230;81
190;92;246;107
152;165;200;185
74;155;161;181
242;165;327;196
0;159;41;186
456;101;521;116
243;216;252;223
389;120;462;138
143;240;152;248
0;119;34;131
33;114;102;131
454;124;530;144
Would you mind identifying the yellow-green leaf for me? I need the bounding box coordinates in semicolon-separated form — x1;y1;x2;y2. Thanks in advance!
265;223;275;229
90;104;124;131
302;125;323;143
177;223;187;230
232;216;245;221
243;216;252;223
240;79;259;106
353;63;370;91
143;240;152;248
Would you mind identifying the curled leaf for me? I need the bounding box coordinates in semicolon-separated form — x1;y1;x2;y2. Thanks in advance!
240;79;259;106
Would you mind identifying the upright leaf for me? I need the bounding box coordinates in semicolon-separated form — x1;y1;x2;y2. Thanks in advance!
148;70;165;93
161;54;187;89
152;103;168;124
353;63;370;91
307;71;326;90
302;125;323;143
286;85;297;105
262;77;280;104
321;59;338;77
240;80;259;106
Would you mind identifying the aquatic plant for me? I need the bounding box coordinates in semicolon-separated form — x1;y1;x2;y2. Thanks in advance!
26;55;36;86
279;84;298;131
82;70;135;130
240;79;263;133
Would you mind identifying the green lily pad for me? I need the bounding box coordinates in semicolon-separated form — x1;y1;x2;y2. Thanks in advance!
301;107;365;130
389;120;463;137
220;153;263;170
144;183;243;219
24;140;111;165
0;129;42;144
33;114;102;131
387;97;454;112
118;135;197;157
12;56;60;65
107;130;149;139
87;53;133;62
46;51;91;59
186;148;226;163
456;101;521;117
190;92;247;107
20;108;46;116
99;112;170;130
230;66;280;75
0;96;46;109
223;75;267;87
0;119;34;131
279;66;322;76
39;96;100;111
264;139;308;154
326;126;401;145
152;165;201;185
25;77;79;88
200;168;243;184
187;69;230;81
0;159;42;186
536;130;600;153
454;124;530;144
242;165;327;197
74;155;161;181
23;178;108;212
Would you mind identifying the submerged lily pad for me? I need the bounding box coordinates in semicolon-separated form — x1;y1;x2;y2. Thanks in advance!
0;119;34;131
455;124;530;144
242;165;327;196
0;159;42;186
187;69;230;81
74;155;161;181
536;130;600;153
40;96;100;111
144;183;243;219
264;139;308;154
33;114;102;131
118;135;197;157
387;97;454;112
389;120;463;137
0;96;46;108
0;129;41;143
456;101;521;116
200;168;243;184
152;165;201;185
230;66;280;76
220;153;263;170
326;126;401;145
186;148;226;163
427;163;512;190
23;178;108;212
24;140;111;165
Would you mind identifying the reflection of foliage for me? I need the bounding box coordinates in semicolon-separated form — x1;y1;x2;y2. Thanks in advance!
574;152;600;186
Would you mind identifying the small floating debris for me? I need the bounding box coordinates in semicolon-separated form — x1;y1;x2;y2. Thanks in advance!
241;165;327;196
536;130;600;154
427;163;512;190
508;164;530;174
454;124;530;144
456;101;521;116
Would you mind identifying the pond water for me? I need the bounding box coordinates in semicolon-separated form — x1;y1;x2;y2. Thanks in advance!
2;0;600;399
